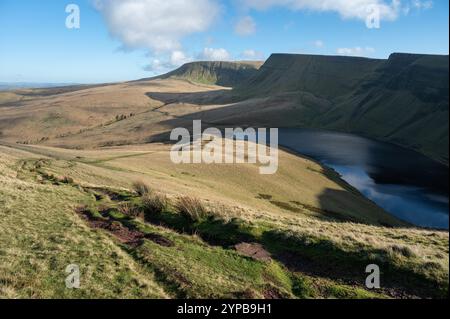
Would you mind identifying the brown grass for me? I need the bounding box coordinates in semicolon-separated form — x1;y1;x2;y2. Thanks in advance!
390;244;417;258
132;180;151;196
142;192;169;214
176;196;209;222
118;202;141;218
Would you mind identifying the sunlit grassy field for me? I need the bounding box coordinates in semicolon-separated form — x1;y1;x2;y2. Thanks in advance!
0;142;448;299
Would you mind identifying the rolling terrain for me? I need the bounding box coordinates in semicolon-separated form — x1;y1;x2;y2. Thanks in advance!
145;53;449;163
0;54;447;163
238;53;449;163
0;56;448;299
0;141;448;298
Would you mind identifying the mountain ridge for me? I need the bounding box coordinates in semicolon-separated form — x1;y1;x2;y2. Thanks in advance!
220;52;449;163
0;52;447;163
140;60;263;87
140;52;448;163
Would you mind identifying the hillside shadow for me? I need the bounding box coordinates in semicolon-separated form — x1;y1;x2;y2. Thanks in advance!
260;228;439;298
143;96;263;135
146;89;236;106
316;188;404;227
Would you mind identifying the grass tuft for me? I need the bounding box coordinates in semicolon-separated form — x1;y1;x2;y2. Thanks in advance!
132;180;151;196
390;245;417;258
142;192;169;215
118;202;141;218
175;196;209;222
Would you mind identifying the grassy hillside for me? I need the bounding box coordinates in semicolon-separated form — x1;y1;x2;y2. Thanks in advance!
235;54;383;100
327;53;449;163
0;79;226;147
0;53;448;299
153;61;263;87
0;142;448;299
0;145;168;298
0;82;448;300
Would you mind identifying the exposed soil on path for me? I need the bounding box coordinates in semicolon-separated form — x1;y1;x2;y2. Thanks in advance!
75;206;174;248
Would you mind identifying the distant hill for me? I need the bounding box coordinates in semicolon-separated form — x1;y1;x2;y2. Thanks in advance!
0;82;79;91
153;61;263;87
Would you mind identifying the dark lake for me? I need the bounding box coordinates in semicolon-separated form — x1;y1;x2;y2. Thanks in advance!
277;128;449;229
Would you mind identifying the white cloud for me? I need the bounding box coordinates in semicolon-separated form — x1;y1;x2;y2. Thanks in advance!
199;48;232;61
143;59;168;72
234;16;257;36
242;0;405;22
170;50;192;66
144;50;192;72
403;0;433;14
144;48;233;73
241;0;433;23
241;49;265;60
313;40;325;48
336;46;376;57
94;0;220;52
411;0;433;9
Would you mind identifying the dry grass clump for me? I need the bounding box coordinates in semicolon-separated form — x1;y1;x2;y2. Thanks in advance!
142;192;169;214
210;204;233;222
176;196;210;222
389;244;417;258
132;180;151;196
118;202;141;217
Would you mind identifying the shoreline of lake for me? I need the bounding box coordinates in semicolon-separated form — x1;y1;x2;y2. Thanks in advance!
275;128;449;230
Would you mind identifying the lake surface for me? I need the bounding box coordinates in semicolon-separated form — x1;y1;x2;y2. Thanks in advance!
277;128;449;229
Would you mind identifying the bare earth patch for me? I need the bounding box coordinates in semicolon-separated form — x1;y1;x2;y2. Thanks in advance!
76;206;174;248
235;243;271;262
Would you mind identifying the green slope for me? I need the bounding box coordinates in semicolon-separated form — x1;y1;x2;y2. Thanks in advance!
1;144;448;299
226;53;449;163
323;53;449;163
236;53;384;99
156;61;263;87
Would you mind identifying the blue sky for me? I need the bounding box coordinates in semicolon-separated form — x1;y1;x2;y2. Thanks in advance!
0;0;448;83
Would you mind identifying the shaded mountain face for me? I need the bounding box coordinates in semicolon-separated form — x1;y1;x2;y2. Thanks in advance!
226;53;449;163
332;53;449;163
235;54;384;99
153;61;263;87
